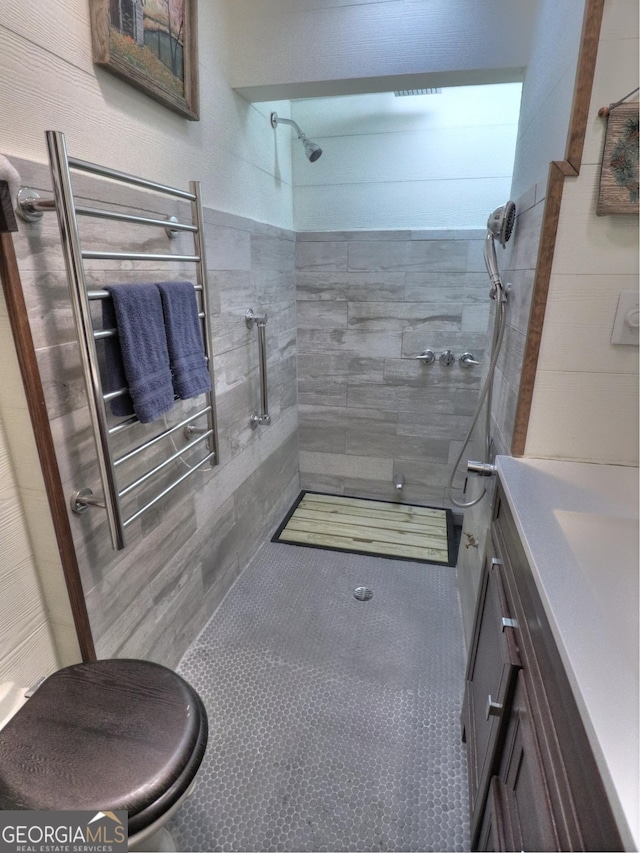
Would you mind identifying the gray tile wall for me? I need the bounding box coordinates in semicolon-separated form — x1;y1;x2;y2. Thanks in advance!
490;184;544;457
456;183;545;648
296;230;487;508
9;154;543;664
10;157;299;667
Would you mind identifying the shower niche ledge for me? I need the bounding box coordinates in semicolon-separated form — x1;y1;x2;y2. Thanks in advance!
462;456;638;852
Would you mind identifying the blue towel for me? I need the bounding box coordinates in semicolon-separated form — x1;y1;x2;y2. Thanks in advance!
101;291;134;417
102;284;175;423
156;281;211;400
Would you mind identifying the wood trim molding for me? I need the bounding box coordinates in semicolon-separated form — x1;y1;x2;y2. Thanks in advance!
511;162;566;457
565;0;606;173
510;0;605;456
0;229;96;662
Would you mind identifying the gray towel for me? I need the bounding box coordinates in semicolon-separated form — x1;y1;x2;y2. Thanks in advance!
156;281;211;400
102;284;175;423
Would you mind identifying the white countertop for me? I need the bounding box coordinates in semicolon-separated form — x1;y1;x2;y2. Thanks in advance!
496;456;639;851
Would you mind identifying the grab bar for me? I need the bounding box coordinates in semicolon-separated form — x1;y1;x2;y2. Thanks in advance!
245;308;270;428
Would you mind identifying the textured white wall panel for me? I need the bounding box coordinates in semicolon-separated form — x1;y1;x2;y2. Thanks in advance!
294;127;518;186
0;414;59;686
290;86;520;230
0;0;294;228
292;87;523;135
526;372;639;465
229;0;535;100
511;0;587;197
537;273;639;374
0;298;80;682
293;178;515;231
525;0;639;464
550;167;639;275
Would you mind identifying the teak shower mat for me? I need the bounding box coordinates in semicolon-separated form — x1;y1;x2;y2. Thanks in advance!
272;491;455;566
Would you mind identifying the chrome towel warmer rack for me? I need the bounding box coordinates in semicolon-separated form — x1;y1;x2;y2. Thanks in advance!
17;130;219;551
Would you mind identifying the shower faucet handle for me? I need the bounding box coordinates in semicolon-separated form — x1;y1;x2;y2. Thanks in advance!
439;350;455;366
415;349;435;364
459;352;480;368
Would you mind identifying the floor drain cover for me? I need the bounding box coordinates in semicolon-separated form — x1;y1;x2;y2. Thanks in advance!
353;586;373;601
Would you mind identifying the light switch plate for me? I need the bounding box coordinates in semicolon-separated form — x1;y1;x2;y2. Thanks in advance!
611;291;639;346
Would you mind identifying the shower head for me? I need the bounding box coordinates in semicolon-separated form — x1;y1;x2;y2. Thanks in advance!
270;112;323;162
484;200;516;296
302;138;323;162
487;200;516;248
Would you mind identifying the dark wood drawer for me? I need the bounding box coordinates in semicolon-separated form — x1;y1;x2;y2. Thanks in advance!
463;484;624;851
464;538;521;841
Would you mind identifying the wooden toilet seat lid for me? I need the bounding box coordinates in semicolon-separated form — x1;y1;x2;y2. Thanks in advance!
0;659;208;835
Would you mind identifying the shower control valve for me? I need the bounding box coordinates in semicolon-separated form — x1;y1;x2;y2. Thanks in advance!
415;349;435;364
459;352;480;368
439;350;455;366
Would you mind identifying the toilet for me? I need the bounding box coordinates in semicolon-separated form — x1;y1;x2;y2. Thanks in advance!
0;659;208;852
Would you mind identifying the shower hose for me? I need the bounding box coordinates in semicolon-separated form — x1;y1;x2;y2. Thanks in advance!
447;289;508;508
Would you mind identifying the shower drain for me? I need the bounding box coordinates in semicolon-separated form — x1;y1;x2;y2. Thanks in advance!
353;586;373;601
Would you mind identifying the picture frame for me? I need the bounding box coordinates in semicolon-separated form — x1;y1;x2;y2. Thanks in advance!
89;0;200;121
596;102;639;215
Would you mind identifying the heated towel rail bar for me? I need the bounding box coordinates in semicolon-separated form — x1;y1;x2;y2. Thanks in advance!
18;130;219;551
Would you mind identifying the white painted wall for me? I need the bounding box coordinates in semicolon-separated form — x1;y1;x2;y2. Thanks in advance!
525;0;639;465
511;0;588;197
0;289;77;686
0;414;59;687
0;0;293;228
290;84;522;230
229;0;536;102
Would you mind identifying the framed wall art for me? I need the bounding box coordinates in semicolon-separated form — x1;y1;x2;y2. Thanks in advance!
90;0;200;121
596;101;639;215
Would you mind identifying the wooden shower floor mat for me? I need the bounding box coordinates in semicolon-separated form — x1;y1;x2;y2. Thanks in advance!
272;491;454;565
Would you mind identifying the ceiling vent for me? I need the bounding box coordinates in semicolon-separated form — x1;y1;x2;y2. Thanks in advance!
394;88;442;97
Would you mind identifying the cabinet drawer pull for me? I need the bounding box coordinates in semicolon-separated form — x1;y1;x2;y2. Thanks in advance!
486;695;503;720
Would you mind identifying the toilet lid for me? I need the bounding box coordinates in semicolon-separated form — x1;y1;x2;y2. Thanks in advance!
0;659;208;835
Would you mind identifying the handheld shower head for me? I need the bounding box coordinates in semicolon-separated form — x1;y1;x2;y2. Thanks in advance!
487;201;516;248
484;200;516;297
270;112;323;162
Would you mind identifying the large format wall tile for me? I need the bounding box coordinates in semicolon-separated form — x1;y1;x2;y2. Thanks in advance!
296;230;487;509
296;271;405;303
348;240;469;272
11;158;299;666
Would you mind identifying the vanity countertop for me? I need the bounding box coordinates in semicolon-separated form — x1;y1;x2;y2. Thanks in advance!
496;455;639;851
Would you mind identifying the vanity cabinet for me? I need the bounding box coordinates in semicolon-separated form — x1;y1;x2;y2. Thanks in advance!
462;550;520;825
478;670;559;851
463;483;624;851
